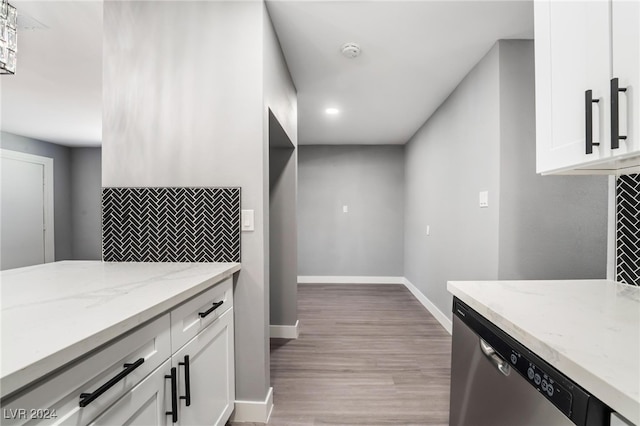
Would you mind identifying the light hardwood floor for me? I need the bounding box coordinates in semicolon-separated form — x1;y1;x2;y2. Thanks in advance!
230;284;452;426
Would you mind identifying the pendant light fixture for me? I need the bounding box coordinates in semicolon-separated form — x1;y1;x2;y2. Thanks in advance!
0;0;17;74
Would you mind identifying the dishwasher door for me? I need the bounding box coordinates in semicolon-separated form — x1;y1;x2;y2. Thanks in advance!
449;314;574;426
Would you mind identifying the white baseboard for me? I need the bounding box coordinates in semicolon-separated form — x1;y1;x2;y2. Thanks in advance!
402;278;452;334
297;275;404;284
231;387;273;423
270;320;299;339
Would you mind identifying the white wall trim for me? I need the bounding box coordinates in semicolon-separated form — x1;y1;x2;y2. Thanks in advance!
270;320;299;339
0;149;55;264
606;175;616;281
298;275;404;284
402;278;452;334
231;386;273;423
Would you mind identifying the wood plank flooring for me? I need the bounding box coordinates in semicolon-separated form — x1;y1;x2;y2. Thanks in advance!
230;284;452;426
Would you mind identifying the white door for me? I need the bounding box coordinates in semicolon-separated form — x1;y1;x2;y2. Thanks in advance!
173;308;235;426
0;150;54;270
611;0;640;157
535;0;612;173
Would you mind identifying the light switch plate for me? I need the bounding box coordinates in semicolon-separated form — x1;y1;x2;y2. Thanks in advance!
479;191;489;208
343;205;349;213
241;209;254;231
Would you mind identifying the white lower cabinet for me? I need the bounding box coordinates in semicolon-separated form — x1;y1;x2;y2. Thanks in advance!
0;314;172;426
0;283;235;426
170;278;233;353
173;308;235;426
92;309;235;426
90;359;172;426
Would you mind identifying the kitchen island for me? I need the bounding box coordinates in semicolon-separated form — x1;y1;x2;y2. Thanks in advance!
1;261;240;425
448;279;640;425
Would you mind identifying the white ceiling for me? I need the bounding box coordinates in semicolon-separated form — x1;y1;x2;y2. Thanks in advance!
0;1;532;148
1;1;102;147
267;0;534;145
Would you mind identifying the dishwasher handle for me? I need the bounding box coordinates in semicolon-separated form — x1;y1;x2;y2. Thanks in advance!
480;339;511;376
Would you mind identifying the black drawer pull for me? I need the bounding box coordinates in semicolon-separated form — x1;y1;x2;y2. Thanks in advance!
179;355;191;406
199;300;224;318
79;358;144;407
611;77;628;149
165;367;178;423
585;89;600;154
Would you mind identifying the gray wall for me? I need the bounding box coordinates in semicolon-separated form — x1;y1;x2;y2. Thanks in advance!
269;112;298;327
1;132;103;261
404;45;502;315
103;1;297;404
0;132;103;261
70;148;102;260
404;40;608;322
298;145;405;277
263;0;299;378
264;3;299;333
1;131;73;260
497;40;608;279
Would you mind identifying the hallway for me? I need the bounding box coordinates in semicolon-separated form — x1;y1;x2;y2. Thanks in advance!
238;284;452;425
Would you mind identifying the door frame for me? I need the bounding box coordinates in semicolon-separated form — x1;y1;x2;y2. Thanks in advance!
0;149;55;263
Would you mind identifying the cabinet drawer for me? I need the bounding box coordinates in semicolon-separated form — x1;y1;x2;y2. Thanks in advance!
1;314;171;426
89;358;172;426
170;278;233;353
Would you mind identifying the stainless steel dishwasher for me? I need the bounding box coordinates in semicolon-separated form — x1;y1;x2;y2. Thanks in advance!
449;298;610;426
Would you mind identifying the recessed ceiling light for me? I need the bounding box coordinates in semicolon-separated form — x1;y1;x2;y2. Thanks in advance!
325;108;340;115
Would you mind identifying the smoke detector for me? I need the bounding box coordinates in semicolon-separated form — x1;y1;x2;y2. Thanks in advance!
341;42;361;59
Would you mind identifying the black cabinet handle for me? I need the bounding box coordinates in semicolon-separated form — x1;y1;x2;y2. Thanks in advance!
79;358;144;407
179;355;191;406
585;89;600;154
165;367;178;423
611;77;628;149
198;300;224;318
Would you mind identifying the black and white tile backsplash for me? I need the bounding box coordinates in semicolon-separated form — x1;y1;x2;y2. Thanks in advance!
102;187;241;263
616;174;639;286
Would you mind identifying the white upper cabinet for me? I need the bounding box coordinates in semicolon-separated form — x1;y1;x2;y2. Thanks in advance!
612;0;640;157
535;0;640;175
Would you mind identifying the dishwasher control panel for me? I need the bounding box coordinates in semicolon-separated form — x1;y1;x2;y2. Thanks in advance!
508;351;572;416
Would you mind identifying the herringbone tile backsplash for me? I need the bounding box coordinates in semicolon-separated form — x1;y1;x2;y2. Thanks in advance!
616;174;639;286
102;187;240;263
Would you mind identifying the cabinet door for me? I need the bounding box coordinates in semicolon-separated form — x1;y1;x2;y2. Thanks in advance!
89;359;172;426
535;0;611;173
173;308;235;426
611;0;640;157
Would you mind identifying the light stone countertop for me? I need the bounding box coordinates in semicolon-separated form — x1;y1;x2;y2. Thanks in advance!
447;279;640;425
0;261;240;399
